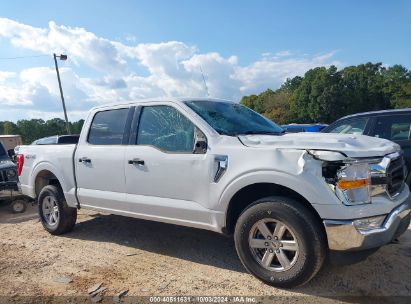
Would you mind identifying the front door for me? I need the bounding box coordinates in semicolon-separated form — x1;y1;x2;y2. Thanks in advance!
124;104;213;225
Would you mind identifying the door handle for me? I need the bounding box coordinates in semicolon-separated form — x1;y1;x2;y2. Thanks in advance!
79;157;91;163
128;158;145;166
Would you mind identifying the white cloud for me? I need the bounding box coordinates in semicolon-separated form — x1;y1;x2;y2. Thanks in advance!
125;34;137;43
0;17;341;121
0;71;16;83
275;50;291;57
234;53;342;93
0;84;31;107
0;18;126;74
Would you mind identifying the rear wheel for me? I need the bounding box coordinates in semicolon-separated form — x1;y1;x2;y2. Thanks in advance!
38;185;77;235
234;196;326;288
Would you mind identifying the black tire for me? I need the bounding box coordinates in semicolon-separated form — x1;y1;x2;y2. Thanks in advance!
234;196;327;288
10;199;27;213
38;185;77;235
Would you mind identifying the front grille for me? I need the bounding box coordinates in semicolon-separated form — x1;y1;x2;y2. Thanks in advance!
386;156;405;196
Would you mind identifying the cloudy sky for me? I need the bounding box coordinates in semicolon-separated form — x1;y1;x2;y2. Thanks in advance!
0;0;410;121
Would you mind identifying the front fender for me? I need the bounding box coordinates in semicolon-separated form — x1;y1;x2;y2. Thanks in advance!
217;169;340;213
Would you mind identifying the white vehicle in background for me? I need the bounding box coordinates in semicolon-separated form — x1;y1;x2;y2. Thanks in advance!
17;98;411;288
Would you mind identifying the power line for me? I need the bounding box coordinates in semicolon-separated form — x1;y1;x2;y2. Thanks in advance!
0;54;50;60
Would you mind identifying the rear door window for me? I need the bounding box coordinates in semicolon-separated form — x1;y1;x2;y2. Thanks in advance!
327;117;368;135
88;108;129;145
373;114;411;141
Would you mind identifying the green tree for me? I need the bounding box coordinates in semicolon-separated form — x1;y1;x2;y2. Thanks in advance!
391;78;411;108
71;119;85;134
44;118;67;137
241;62;410;125
2;121;19;135
17;119;46;144
291;66;344;122
240;94;258;111
340;63;390;115
0;118;85;144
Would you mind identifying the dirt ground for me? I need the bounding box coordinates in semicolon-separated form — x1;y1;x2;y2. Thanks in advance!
0;200;410;303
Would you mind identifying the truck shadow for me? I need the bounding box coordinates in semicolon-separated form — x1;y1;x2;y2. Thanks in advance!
65;213;246;273
64;213;411;298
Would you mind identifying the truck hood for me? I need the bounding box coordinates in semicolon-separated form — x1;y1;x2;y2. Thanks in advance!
238;133;400;158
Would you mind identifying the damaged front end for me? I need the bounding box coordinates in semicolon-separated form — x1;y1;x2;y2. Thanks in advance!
307;150;411;251
308;150;406;206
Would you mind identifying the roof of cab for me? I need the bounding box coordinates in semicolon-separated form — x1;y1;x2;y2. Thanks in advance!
90;97;233;111
338;108;411;121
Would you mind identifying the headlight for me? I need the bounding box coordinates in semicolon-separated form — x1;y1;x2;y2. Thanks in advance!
336;162;371;205
6;169;17;180
318;150;405;205
313;149;373;206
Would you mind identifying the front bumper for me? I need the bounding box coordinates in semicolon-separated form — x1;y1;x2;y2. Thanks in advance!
323;198;411;251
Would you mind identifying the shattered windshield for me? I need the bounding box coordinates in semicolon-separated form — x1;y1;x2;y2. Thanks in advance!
185;100;284;136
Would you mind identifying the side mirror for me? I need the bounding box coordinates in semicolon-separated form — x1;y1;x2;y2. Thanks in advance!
193;127;208;154
194;139;207;154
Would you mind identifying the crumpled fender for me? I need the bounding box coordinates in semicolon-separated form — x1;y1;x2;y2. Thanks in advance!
216;150;341;213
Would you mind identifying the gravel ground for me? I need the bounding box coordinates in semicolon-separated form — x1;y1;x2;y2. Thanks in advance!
0;201;410;303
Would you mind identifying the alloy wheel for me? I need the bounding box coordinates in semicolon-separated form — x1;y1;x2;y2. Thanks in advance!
42;196;59;226
248;219;299;272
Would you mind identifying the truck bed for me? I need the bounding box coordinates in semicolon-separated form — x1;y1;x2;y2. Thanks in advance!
17;144;78;207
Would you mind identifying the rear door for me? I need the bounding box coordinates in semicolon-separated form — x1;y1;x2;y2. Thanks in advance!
75;107;133;210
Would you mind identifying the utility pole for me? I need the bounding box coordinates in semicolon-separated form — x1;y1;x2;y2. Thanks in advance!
53;53;71;134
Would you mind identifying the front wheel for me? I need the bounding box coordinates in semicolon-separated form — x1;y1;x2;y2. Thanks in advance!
234;196;327;288
38;185;77;235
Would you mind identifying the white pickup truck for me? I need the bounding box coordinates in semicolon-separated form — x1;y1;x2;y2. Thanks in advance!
17;98;411;288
